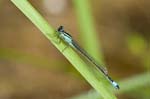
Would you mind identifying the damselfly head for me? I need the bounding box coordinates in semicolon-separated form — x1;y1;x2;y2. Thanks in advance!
57;26;72;37
57;26;64;32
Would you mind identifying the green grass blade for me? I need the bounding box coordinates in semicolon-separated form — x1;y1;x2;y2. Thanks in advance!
69;72;150;99
73;0;104;65
11;0;117;99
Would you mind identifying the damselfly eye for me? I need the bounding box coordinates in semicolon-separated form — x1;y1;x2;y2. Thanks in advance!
57;26;64;32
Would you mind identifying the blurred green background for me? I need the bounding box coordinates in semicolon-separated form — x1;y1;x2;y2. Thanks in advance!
0;0;150;99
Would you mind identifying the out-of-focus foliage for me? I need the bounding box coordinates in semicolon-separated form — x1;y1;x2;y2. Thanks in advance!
127;33;147;56
0;0;150;99
127;33;150;70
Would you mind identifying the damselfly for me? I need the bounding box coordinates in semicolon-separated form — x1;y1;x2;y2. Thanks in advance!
57;26;119;89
